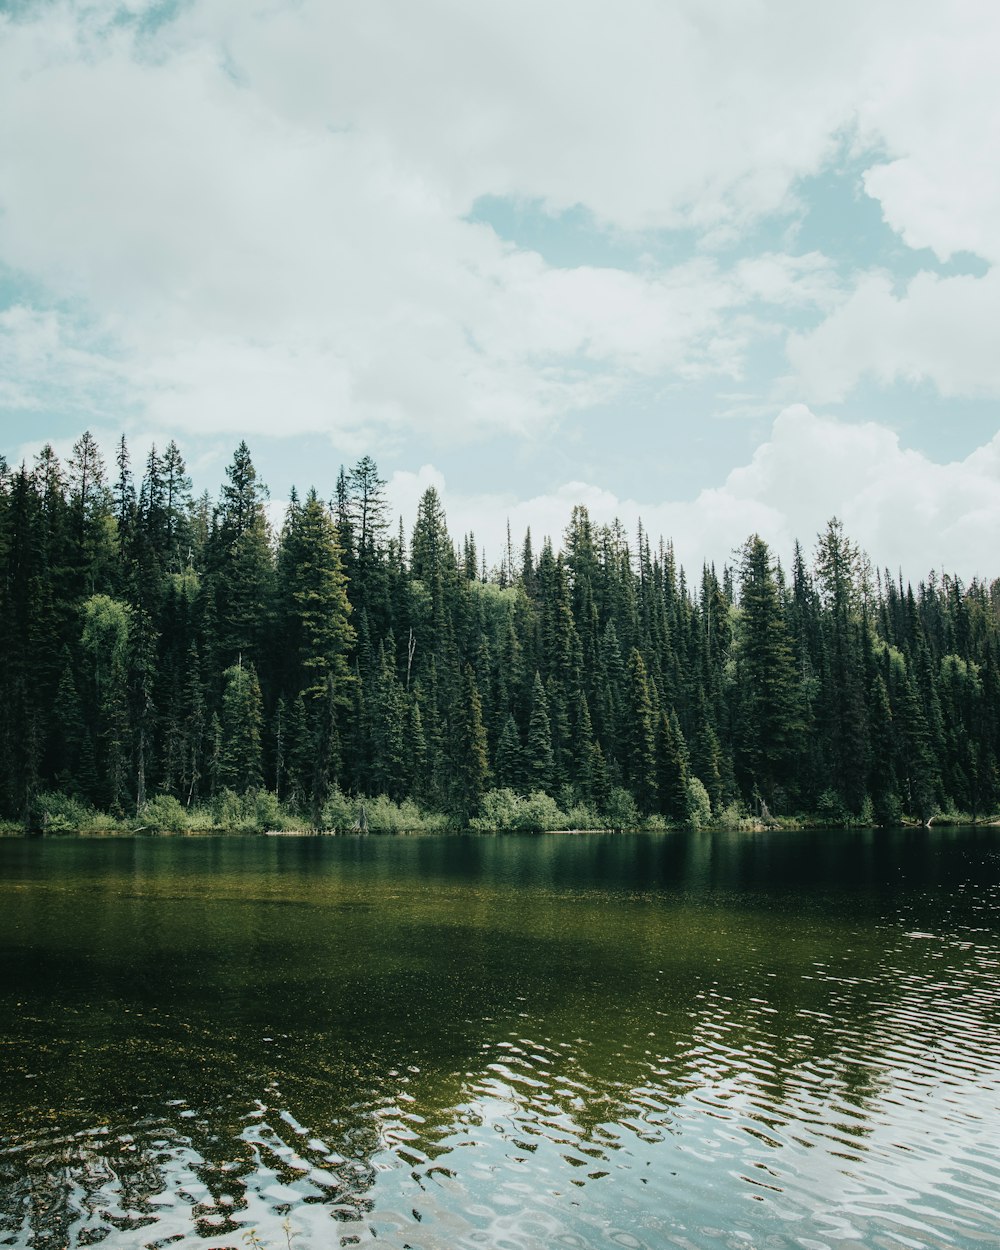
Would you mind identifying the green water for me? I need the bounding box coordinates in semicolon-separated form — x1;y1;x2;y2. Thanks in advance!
1;829;999;1249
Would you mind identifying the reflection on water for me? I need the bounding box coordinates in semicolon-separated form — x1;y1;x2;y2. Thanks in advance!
1;829;999;1249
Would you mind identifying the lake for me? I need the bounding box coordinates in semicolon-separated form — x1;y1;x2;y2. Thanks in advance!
1;828;999;1250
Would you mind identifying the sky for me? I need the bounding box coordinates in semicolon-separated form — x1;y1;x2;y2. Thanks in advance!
1;0;999;581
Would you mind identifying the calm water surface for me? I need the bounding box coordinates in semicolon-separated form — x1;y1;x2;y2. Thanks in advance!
1;829;999;1250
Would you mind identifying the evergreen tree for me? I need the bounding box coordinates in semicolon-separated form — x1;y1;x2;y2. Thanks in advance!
734;536;803;806
209;442;274;668
623;648;658;815
279;488;355;702
526;671;555;794
4;426;1000;832
220;661;263;793
453;664;489;818
494;713;525;791
656;710;689;823
370;640;406;799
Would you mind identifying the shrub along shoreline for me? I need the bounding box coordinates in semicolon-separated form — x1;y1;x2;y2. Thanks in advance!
2;785;991;838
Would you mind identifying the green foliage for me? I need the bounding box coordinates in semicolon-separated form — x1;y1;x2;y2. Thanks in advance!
472;788;570;832
623;650;658;815
686;777;712;830
715;800;755;832
363;794;449;833
138;793;189;832
816;789;850;826
562;801;603;830
471;787;522;831
516;791;566;831
319;790;447;833
603;787;640;831
525;672;555;794
205;788;307;833
734;536;803;803
220;662;263;793
3;432;1000;835
29;791;98;834
319;788;356;832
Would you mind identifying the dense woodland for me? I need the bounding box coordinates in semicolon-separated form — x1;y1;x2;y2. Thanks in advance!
1;432;998;832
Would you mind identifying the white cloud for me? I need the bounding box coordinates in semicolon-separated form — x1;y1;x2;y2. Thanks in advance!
787;270;1000;402
398;409;1000;583
1;0;999;447
781;0;1000;405
0;305;130;417
0;3;834;447
857;3;1000;264
171;0;873;232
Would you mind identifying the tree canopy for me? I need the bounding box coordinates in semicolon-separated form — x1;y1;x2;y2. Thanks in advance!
2;437;997;829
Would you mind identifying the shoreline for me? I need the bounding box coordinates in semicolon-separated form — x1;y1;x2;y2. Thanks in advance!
4;816;997;840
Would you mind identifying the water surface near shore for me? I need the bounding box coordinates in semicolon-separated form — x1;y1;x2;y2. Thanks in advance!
2;828;999;1249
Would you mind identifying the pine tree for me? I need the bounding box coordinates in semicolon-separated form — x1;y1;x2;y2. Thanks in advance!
404;697;428;801
734;536;803;805
623;648;658;814
220;661;263;794
279;488;355;702
181;642;205;806
526;671;555;794
209;442;274;668
453;664;489;818
656;710;689;823
81;594;132;814
370;640;406;799
494;714;525;792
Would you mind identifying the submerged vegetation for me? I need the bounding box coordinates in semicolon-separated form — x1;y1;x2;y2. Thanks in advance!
1;432;999;835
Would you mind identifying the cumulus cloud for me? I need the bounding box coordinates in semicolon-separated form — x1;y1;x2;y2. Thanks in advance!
0;0;998;451
397;409;1000;584
787;270;1000;402
785;1;1000;403
0;0;845;446
857;3;1000;265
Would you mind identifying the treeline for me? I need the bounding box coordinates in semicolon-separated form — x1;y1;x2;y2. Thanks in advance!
1;432;998;831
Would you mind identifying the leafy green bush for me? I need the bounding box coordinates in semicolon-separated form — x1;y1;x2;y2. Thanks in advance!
212;788;260;832
715;800;754;831
686;777;713;830
472;788;523;831
817;789;849;827
320;788;356;832
253;789;309;832
602;787;639;831
137;794;189;833
562;802;603;830
319;791;448;833
30;791;94;833
204;788;309;833
514;791;565;831
472;788;576;831
366;794;446;833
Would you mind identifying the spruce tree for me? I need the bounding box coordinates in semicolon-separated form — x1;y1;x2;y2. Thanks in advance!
494;714;525;792
656;710;690;823
623;648;658;815
526;671;555;794
280;488;355;702
735;536;803;805
453;664;489;818
209;442;274;668
220;661;263;794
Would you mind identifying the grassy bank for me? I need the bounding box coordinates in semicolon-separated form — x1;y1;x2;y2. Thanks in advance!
3;785;995;839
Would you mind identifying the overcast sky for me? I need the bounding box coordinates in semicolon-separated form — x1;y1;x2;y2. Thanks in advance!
2;0;999;580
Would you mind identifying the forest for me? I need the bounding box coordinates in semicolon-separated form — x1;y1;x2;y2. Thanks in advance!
0;432;996;834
